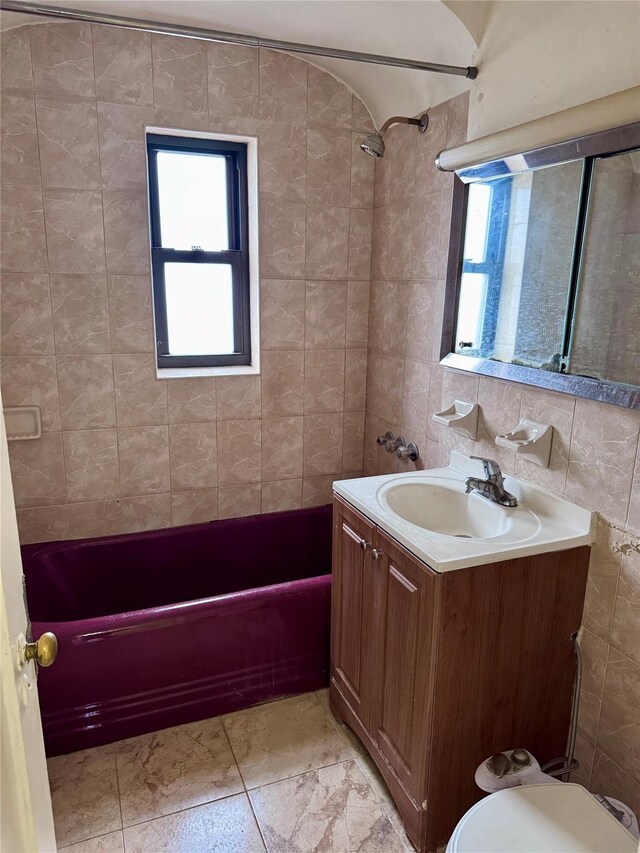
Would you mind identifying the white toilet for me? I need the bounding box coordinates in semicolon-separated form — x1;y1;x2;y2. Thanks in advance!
446;783;638;853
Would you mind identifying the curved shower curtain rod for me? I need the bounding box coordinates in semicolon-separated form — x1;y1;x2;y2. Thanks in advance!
0;0;479;79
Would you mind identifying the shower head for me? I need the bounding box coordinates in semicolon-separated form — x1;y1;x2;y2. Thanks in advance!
360;112;429;158
360;133;385;158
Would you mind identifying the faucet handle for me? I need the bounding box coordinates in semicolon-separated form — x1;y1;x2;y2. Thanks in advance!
470;456;502;481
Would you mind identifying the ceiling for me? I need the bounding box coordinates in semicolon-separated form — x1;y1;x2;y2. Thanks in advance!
0;0;485;125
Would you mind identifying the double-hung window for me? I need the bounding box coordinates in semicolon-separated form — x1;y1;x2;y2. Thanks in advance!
146;133;251;369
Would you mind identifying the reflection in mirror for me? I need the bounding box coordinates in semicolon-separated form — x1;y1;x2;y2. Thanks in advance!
455;161;584;370
569;150;640;386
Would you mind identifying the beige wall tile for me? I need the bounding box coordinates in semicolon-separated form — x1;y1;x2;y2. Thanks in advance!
405;280;436;362
117;426;170;496
121;494;172;532
8;432;67;508
208;115;259;136
307;66;351;130
152;34;207;113
63;429;120;502
411;191;441;279
303;413;343;476
1;92;40;186
36;97;100;189
305;206;349;280
597;649;640;781
590;749;640;817
167;377;217;424
261;416;303;481
0;273;53;355
216;419;261;485
305;280;347;349
171;488;218;526
259;121;306;202
16;505;69;545
302;474;336;508
218;483;261;519
401;359;431;437
107;275;154;353
626;454;640;537
577;627;609;742
351;95;374;133
345;281;370;349
566;399;640;526
169;422;217;491
1;28;33;93
343;411;365;472
304;350;345;414
102;191;149;274
92;26;153;106
474;376;522;472
582;519;622;643
1;356;60;432
260;279;305;350
350;133;375;209
113;353;167;427
259;201;306;278
611;541;640;665
259;49;307;123
30;23;94;99
1;185;47;273
369;279;408;356
43;189;105;274
262;350;304;416
216;375;261;420
347;209;373;280
68;499;125;539
50;274;110;354
97;102;154;191
57;354;116;430
307;128;351;207
387;122;417;206
261;478;302;513
344;349;368;412
207;42;258;119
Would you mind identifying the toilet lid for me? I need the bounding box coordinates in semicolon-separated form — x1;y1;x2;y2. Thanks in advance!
448;783;637;853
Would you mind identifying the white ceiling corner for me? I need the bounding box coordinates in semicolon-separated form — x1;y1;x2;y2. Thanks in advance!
0;0;480;125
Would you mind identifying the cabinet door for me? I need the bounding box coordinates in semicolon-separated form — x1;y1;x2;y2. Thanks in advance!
369;528;439;799
331;497;375;726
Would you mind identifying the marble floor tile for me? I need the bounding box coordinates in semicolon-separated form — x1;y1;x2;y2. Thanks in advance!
47;744;121;848
223;693;353;789
60;830;124;852
249;759;406;853
355;754;416;851
122;794;266;852
315;689;368;757
116;717;243;826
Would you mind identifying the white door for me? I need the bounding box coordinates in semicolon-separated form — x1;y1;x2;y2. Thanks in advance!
1;393;56;852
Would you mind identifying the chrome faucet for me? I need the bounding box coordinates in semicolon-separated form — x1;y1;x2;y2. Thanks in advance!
465;457;518;507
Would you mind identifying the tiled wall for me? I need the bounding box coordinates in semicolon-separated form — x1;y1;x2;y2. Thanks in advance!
0;23;374;541
366;92;640;814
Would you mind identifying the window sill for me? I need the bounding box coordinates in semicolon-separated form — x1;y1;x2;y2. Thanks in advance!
157;364;260;379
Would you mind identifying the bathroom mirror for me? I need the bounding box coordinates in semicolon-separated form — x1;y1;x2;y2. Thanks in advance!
441;122;640;410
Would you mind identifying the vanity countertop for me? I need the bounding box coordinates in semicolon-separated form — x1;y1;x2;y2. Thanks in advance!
333;452;595;573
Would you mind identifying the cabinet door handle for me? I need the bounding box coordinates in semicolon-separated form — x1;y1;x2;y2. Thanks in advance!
359;538;371;551
371;548;383;560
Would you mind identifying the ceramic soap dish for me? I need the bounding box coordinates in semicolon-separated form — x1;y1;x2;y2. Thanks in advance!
495;418;553;468
4;406;42;441
432;400;479;440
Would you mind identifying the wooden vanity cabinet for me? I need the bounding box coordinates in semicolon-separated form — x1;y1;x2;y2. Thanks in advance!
330;495;591;853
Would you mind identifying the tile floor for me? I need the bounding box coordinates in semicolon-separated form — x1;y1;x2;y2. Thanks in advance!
47;690;417;852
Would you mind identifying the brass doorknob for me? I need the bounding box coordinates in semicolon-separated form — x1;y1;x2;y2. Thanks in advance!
24;632;58;667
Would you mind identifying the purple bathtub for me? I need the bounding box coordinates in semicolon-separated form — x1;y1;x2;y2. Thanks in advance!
23;505;332;756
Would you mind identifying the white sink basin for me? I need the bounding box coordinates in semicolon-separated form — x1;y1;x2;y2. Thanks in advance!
383;482;510;539
333;451;595;572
